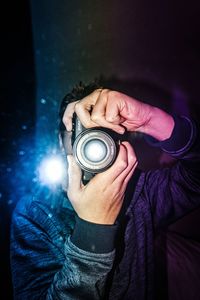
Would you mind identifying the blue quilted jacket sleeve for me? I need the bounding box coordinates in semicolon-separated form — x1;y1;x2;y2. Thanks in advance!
10;199;115;300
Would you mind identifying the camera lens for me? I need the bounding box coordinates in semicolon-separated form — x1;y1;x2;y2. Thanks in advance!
84;139;107;162
73;129;117;173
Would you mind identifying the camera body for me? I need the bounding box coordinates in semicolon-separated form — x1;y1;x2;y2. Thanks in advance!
71;113;126;183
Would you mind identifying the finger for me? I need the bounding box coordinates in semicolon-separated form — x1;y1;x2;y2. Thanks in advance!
75;102;98;128
91;90;125;134
114;142;137;184
105;97;126;125
90;88;108;120
67;155;82;197
122;159;138;189
94;143;128;183
62;131;73;155
75;89;103;128
62;101;79;131
109;159;138;199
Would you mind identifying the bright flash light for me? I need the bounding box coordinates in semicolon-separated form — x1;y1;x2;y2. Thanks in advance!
38;156;64;185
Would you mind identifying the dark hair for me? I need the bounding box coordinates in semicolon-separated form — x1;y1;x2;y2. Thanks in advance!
59;80;103;132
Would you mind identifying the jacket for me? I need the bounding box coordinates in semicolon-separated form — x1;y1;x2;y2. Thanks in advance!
10;116;200;299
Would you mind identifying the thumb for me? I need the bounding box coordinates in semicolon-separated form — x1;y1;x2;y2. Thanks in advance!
67;155;82;197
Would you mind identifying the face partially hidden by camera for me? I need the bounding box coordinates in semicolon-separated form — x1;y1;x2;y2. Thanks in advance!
61;113;128;184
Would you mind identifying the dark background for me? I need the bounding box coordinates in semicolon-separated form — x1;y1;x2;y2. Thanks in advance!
1;1;200;299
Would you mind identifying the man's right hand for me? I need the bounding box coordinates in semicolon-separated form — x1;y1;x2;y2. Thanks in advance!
66;141;138;225
62;89;152;134
62;88;174;141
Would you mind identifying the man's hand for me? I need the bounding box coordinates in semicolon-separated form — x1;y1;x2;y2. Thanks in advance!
62;89;175;141
66;141;138;225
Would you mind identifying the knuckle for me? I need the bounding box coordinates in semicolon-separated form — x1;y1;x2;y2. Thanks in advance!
74;102;81;111
91;113;100;122
68;101;75;108
86;121;95;128
118;159;127;170
107;90;120;100
80;118;92;128
129;154;137;165
68;102;77;114
101;88;110;94
106;114;115;122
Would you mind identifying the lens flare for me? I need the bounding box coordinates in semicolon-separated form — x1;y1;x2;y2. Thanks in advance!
38;155;64;185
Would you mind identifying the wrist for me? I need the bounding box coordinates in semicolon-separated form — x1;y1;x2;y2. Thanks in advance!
71;215;118;253
140;106;175;141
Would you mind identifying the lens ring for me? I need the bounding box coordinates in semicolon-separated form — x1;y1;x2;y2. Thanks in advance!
73;129;117;173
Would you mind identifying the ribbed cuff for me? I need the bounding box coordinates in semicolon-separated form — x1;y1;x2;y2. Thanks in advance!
71;216;118;253
145;115;196;155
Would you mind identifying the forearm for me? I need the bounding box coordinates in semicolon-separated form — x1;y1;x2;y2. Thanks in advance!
138;106;175;141
11;205;116;300
47;217;117;299
144;116;200;227
47;216;117;299
47;237;115;300
146;115;198;161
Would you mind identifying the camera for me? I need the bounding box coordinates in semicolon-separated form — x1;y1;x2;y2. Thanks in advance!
71;113;127;183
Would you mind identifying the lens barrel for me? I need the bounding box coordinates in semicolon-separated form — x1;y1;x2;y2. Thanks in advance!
73;129;117;173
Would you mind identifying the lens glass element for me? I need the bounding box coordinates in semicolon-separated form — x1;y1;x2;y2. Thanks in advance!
84;139;107;162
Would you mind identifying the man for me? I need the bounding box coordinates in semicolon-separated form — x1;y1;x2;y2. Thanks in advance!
10;82;200;299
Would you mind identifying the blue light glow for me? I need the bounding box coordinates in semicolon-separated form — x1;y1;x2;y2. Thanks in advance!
38;155;65;185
